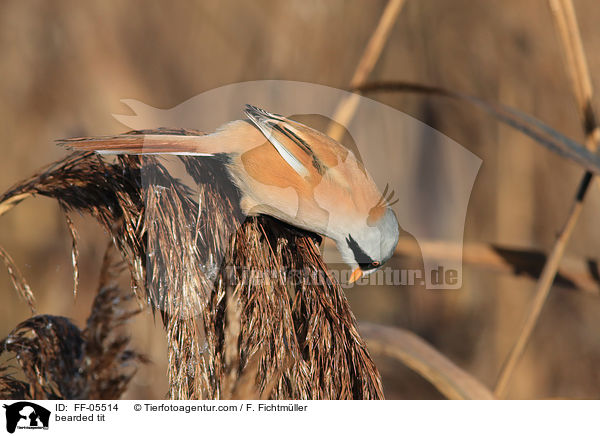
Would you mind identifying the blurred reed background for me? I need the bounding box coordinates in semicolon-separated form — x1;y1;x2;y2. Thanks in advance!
1;0;600;399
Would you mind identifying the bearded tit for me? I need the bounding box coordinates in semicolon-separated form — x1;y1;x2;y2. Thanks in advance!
61;105;400;283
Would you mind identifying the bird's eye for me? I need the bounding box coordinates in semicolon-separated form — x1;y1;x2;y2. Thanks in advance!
371;261;380;268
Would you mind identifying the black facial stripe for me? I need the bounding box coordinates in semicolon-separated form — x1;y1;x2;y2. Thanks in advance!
346;235;378;271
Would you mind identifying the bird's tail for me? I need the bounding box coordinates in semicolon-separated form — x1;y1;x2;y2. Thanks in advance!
58;131;213;156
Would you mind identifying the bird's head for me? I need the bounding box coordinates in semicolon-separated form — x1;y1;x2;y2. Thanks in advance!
341;207;400;283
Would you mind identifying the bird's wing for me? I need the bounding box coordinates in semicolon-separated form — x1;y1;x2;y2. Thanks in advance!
244;105;315;178
243;104;364;181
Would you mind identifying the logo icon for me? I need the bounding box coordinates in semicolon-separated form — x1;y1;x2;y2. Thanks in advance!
3;402;50;434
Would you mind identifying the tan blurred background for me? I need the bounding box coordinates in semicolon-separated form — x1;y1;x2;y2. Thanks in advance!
1;0;600;399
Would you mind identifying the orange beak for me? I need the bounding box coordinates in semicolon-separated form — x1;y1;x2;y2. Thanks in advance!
348;268;363;284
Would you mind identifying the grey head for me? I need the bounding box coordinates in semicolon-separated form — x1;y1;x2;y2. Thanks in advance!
344;207;400;282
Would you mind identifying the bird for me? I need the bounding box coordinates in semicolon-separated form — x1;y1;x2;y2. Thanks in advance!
60;104;400;283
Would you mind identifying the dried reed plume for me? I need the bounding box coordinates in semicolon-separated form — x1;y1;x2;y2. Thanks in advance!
0;242;145;400
0;127;383;399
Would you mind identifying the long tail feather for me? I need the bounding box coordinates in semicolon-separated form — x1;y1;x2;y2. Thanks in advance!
58;134;213;156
